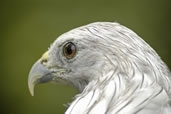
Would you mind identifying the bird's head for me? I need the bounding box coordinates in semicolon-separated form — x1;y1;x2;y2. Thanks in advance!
28;23;115;96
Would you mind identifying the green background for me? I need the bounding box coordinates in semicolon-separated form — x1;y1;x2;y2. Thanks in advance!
1;0;170;114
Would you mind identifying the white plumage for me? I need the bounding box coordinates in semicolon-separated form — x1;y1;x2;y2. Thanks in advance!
28;22;171;114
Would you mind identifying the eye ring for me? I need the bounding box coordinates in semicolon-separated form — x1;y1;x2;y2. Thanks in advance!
63;42;77;59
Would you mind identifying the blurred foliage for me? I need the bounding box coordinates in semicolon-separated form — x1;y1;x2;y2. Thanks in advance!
0;0;170;114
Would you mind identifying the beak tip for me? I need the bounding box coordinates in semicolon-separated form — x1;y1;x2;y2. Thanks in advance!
30;89;34;96
28;82;35;96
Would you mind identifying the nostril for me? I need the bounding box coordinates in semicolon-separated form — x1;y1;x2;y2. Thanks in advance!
41;59;48;65
40;51;49;65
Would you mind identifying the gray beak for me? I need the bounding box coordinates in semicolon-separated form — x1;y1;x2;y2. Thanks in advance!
28;51;52;96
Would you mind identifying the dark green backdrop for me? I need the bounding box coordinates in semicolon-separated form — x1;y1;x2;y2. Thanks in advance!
1;0;170;114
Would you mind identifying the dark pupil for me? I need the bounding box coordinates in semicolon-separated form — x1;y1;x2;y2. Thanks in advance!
66;44;73;55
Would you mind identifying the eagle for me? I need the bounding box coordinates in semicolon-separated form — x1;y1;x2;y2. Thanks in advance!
28;22;171;114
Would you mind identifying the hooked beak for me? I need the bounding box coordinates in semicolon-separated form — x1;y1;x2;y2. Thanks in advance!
28;51;52;96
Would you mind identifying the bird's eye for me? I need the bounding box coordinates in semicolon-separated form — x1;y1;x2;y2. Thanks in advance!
63;42;77;59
